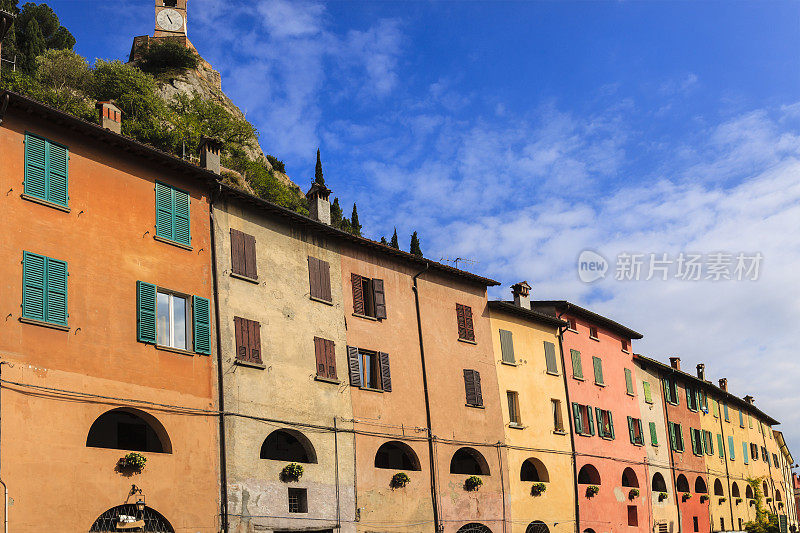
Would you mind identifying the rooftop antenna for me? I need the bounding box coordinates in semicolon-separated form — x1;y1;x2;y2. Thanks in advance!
440;257;477;269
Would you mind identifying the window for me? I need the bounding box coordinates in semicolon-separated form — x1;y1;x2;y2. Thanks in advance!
728;436;736;460
361;351;380;389
234;317;262;365
690;428;703;456
136;282;211;354
739;409;745;428
723;403;729;422
577;464;601;485
520;458;549;482
375;441;421;470
570;349;583;379
663;378;679;405
751;443;759;460
762;446;768;461
499;329;515;364
507;391;521;426
86;408;171;453
699;390;708;412
24;133;69;208
714;479;724;496
627;416;643;445
668;422;684;452
157;290;189;350
589;326;598;339
627;506;638;527
652;472;667;492
450;447;490;475
464;369;483;407
720;518;725;531
748;413;753;428
624;368;634;395
155;182;190;246
551;399;564;432
572;403;595;436
596;409;615;439
230;229;257;280
313;337;336;380
676;474;690;492
713;399;719;418
717;434;724;458
21;251;68;327
643;381;653;404
686;386;698;411
649;422;658;446
543;341;558;374
693;517;699;532
592;356;604;385
739;519;743;530
732;482;740;498
773;453;779;467
288;488;308;514
621;339;629;352
703;430;714;456
567;317;577;331
456;303;475;341
261;429;318;463
743;441;749;464
351;274;386;319
622;467;639;488
346;347;391;391
308;256;332;302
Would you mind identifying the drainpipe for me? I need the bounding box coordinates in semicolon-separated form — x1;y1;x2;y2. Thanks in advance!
554;311;580;533
411;262;440;532
210;187;229;532
716;400;735;528
760;424;778;516
0;361;8;533
660;369;683;533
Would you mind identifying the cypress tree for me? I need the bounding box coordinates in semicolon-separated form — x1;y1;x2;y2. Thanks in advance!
314;148;325;186
410;231;422;257
19;18;45;72
380;236;388;245
330;197;343;227
390;228;399;249
351;203;362;236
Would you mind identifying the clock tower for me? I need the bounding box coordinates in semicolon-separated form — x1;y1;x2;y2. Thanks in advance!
154;0;188;37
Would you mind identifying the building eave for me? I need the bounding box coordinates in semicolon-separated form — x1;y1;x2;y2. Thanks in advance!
488;300;567;328
531;300;643;339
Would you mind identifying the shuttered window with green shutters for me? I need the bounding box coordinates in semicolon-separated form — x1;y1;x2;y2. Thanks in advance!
663;377;679;405
136;281;210;354
499;329;515;364
669;422;684;452
592;356;604;385
193;296;211;354
728;436;736;460
624;368;634;395
543;341;558;374
22;251;68;326
155;182;191;246
24;133;69;208
643;381;653;403
742;442;749;464
649;421;658;446
717;434;724;458
571;349;583;379
627;416;643;445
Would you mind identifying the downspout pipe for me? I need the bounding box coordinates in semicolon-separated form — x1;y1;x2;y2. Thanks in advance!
0;361;7;533
661;368;684;533
411;262;440;532
554;311;580;533
210;186;229;532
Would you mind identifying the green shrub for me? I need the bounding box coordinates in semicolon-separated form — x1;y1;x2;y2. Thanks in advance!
531;482;547;496
280;463;303;482
266;154;285;173
137;40;199;76
464;476;482;492
120;452;147;471
391;472;410;488
586;485;599;498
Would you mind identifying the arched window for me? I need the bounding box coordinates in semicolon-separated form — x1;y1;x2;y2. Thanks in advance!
746;484;754;500
583;529;597;533
375;441;421;470
525;521;550;533
457;523;492;533
695;477;708;494
652;472;668;493
714;479;724;496
260;429;317;463
621;467;639;488
450;448;490;475
86;408;171;453
520;458;549;482
577;464;601;485
732;482;741;498
676;474;690;493
90;505;173;532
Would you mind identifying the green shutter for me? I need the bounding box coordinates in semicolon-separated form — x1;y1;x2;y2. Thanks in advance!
702;431;709;455
717;434;724;458
24;134;69;207
713;399;719;417
544;341;558;373
739;410;744;428
650;421;658;446
596;408;604;437
499;329;515;363
136;281;157;344
690;428;697;455
707;432;714;456
586;405;595;435
22;252;46;321
173;187;191;245
743;442;749;464
592;356;604;384
628;416;635;444
48;142;68;207
643;381;653;403
668;423;676;450
571;350;583;379
45;257;68;325
624;368;634;395
193;296;211;355
608;411;615;439
724;403;729;421
155;182;173;239
728;436;735;460
572;402;583;434
677;424;684;451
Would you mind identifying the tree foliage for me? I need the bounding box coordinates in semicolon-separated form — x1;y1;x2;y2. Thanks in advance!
330;197;343;226
350;203;362;236
137;39;199;76
314;148;325;186
390;228;399;249
410;231;422;257
266;154;285;173
10;2;75;72
744;478;780;533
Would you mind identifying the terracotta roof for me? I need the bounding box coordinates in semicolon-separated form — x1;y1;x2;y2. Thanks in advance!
530;300;643;339
488;301;567;328
0;90;499;288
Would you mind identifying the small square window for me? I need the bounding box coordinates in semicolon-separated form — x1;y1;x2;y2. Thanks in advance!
157;290;191;350
589;326;598;340
288;488;307;513
627;505;638;527
567;317;577;331
621;339;629;352
507;391;521;426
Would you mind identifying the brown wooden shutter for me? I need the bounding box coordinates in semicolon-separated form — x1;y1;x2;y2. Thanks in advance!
464;369;482;406
325;339;337;379
230;229;244;276
234;317;261;364
308;257;320;298
319;259;331;301
347;345;361;386
473;370;483;406
248;319;261;363
244;232;257;279
378;351;391;391
351;273;365;314
234;316;247;361
372;278;386;319
314;337;326;377
463;305;475;341
456;304;467;339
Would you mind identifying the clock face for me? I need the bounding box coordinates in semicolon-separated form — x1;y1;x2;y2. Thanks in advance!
156;8;183;31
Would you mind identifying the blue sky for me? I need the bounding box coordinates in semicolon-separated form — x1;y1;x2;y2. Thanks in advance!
50;1;800;453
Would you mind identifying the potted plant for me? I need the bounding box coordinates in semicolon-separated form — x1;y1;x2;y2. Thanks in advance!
719;497;727;503
586;485;599;498
658;492;668;502
118;452;147;472
737;498;743;505
629;488;640;499
464;476;483;492
682;492;692;501
531;482;547;496
391;472;410;488
766;497;773;503
280;463;304;482
700;495;709;503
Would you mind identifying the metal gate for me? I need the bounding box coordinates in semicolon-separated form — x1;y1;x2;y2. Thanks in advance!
525;521;550;533
89;504;174;532
456;523;493;533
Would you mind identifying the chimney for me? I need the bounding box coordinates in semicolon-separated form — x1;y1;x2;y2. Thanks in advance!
719;378;728;392
511;281;531;309
744;395;754;405
0;10;14;75
669;357;681;371
306;181;331;225
696;363;705;381
199;136;222;174
96;101;122;134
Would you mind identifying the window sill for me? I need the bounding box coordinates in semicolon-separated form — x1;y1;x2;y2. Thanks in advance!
458;338;477;345
465;403;485;409
359;386;384;393
627;392;635;397
589;336;600;342
310;296;334;306
352;312;378;322
21;193;70;212
577;432;593;438
600;435;615;441
19;317;69;331
501;360;517;367
314;376;340;385
155;344;195;357
230;272;259;284
509;423;526;430
234;359;265;369
566;327;578;333
546;371;560;377
553;429;567;435
154;235;192;251
594;382;606;387
573;376;585;382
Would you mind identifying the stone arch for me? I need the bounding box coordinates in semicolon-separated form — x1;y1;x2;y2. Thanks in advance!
621;467;639;488
578;464;601;485
520;458;549;482
89;505;173;532
260;428;318;463
86;407;172;454
714;479;724;496
652;472;668;492
374;441;421;470
450;447;490;475
676;474;690;493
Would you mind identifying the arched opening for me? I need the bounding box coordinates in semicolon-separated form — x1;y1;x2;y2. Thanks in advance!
578;464;601;485
260;429;317;463
732;482;741;498
450;447;490;475
746;484;754;499
520;458;549;482
525;521;550;533
695;477;708;494
676;474;690;493
714;479;724;496
652;472;668;492
583;529;596;533
763;482;769;497
89;505;174;532
457;523;492;533
621;467;639;488
374;441;421;470
86;408;171;453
